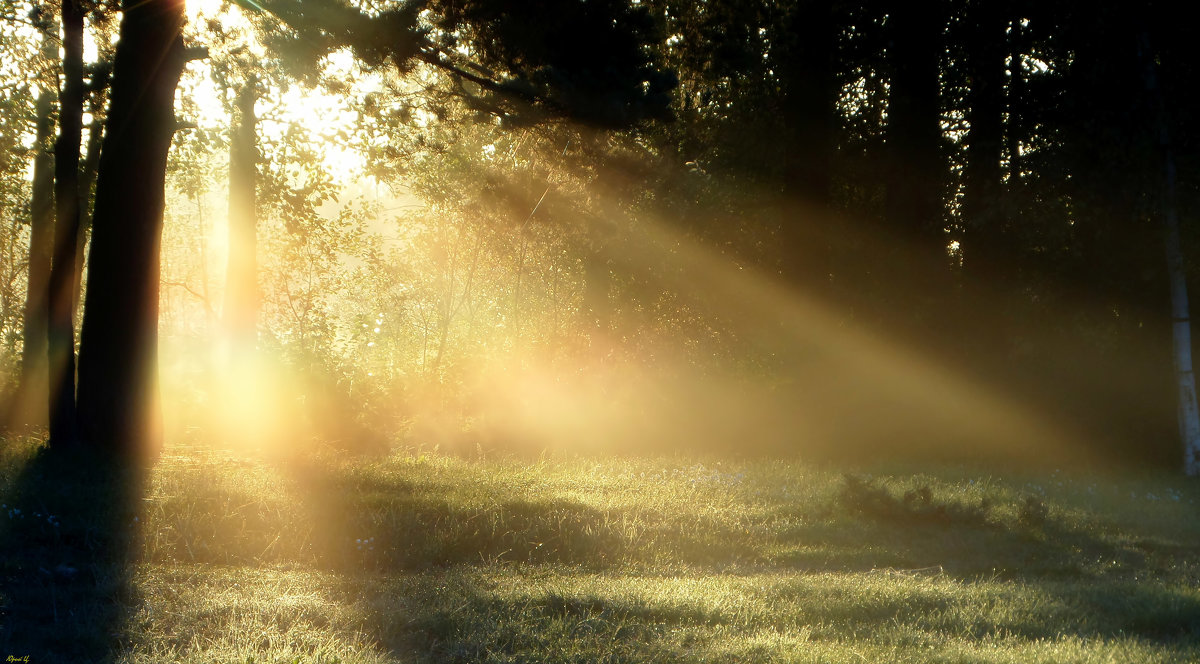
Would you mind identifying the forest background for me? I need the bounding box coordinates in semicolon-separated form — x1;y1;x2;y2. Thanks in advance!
0;0;1195;470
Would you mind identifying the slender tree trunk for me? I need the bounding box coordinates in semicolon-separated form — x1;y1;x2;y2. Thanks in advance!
885;0;947;325
73;76;109;323
46;0;86;447
1006;15;1025;193
72;111;104;324
14;70;55;429
1138;31;1200;474
959;0;1009;355
779;0;835;295
76;0;190;454
1162;144;1199;475
223;77;258;351
962;0;1007;283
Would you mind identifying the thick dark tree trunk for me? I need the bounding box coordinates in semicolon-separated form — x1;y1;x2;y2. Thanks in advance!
223;77;258;351
13;71;55;429
76;0;189;454
46;0;86;448
778;1;835;296
885;0;947;325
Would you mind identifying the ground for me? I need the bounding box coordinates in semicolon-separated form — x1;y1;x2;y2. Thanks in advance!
1;435;1199;663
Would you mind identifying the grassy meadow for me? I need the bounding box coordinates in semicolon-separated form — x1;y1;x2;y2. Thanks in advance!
1;435;1200;663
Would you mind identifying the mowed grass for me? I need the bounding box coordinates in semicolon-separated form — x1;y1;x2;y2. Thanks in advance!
3;436;1200;663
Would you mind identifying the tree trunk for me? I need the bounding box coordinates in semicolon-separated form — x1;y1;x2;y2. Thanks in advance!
76;0;189;454
223;77;258;351
1162;146;1200;475
885;0;947;326
46;0;86;447
1006;15;1025;194
961;0;1007;283
959;0;1009;353
1138;31;1200;474
13;33;58;429
73;112;105;322
778;0;835;295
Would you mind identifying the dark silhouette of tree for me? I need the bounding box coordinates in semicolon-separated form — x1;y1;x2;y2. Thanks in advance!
46;0;86;447
1140;29;1200;474
776;0;837;295
72;65;110;323
959;0;1008;294
76;0;198;453
884;0;949;324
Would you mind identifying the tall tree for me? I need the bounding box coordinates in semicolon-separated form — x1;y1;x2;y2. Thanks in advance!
76;0;195;453
72;68;111;322
14;30;57;428
1138;28;1200;474
884;0;948;324
46;0;86;447
223;76;258;351
777;0;837;295
960;0;1008;292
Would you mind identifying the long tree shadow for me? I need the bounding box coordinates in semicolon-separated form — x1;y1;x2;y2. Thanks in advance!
283;457;764;574
266;458;1200;661
122;450;1200;659
340;559;1200;662
0;442;144;662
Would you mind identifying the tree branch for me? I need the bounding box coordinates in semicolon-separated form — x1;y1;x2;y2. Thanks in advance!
162;281;215;316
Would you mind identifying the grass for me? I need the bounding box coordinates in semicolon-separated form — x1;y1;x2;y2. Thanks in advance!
2;436;1200;662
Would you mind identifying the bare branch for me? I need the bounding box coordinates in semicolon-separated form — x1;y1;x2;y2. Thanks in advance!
162;281;215;316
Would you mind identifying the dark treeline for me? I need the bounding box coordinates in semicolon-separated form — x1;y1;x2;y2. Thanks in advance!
639;0;1200;466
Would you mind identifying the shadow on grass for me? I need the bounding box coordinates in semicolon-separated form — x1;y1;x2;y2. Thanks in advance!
0;442;145;663
284;460;760;573
263;460;1200;660
283;461;1192;585
343;566;1200;663
819;475;1191;584
104;450;1200;661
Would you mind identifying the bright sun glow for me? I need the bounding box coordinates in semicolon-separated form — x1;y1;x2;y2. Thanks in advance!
181;2;370;184
186;0;229;23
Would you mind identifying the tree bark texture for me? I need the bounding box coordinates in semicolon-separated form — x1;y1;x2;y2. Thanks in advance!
76;0;188;454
